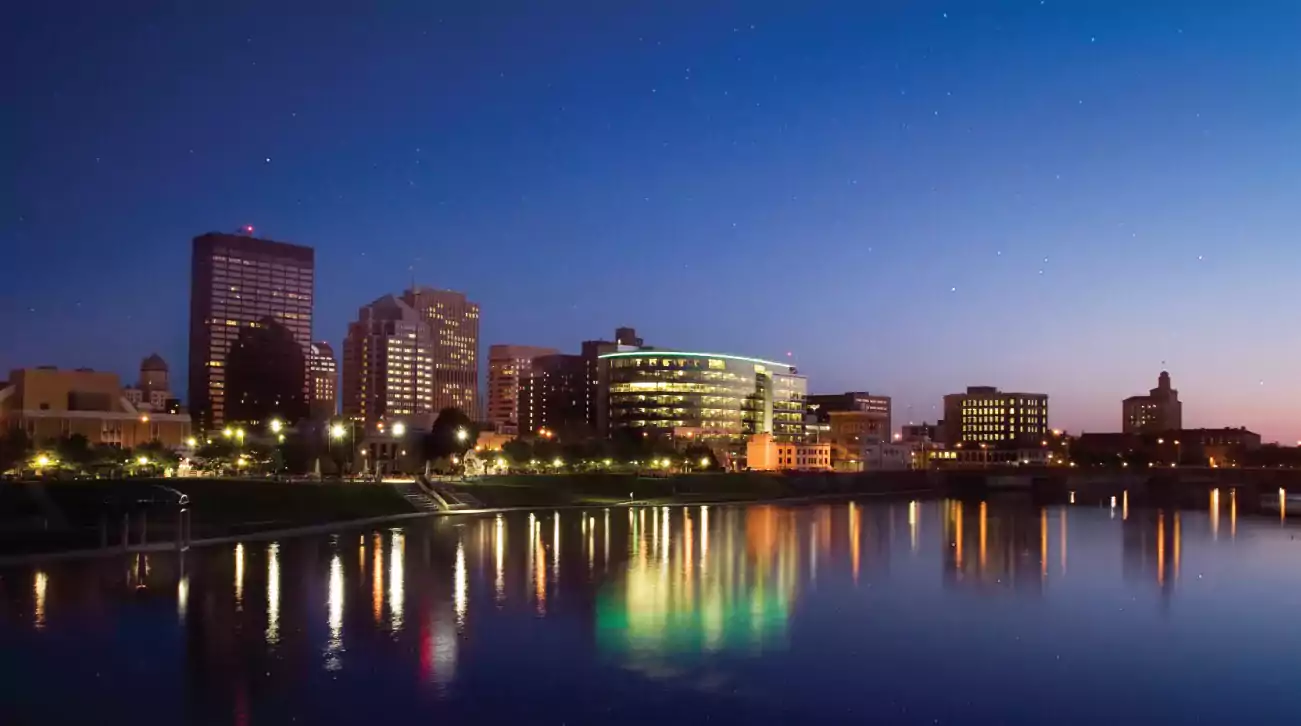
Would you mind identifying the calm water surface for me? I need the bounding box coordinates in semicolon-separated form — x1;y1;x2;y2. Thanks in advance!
3;497;1300;724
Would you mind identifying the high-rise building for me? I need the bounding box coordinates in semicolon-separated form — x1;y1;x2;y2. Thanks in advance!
1122;371;1182;434
308;342;338;419
807;392;891;439
486;345;558;434
188;230;313;430
941;386;1049;447
601;350;807;442
341;295;435;424
518;353;588;439
399;287;480;416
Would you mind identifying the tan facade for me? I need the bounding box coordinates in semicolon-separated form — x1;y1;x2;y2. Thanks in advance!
747;433;831;471
0;367;192;448
486;344;557;433
400;287;480;417
826;410;888;471
1122;371;1182;434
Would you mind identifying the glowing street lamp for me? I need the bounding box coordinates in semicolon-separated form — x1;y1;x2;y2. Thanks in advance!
269;419;284;435
699;457;710;468
137;456;150;466
34;454;51;469
392;421;407;437
552;457;564;468
222;427;234;438
185;437;198;448
456;428;468;443
329;423;347;440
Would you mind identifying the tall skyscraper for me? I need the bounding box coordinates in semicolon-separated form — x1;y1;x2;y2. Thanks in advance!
1122;371;1182;434
188;230;313;430
941;386;1049;447
308;341;338;419
486;344;558;434
341;295;434;424
399;287;480;416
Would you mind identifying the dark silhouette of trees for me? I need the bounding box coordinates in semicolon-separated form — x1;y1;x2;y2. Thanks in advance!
0;429;32;473
422;407;478;461
225;317;308;425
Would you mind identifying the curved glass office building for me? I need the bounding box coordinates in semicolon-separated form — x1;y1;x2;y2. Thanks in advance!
600;351;806;441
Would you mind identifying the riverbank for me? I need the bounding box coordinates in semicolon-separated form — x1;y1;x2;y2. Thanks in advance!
0;471;934;559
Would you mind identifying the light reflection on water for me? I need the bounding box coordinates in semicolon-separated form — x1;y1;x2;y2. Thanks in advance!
3;497;1301;725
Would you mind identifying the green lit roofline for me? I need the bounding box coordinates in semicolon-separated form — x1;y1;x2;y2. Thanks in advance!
598;350;793;369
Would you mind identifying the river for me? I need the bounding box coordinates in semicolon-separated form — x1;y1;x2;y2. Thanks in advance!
2;497;1299;724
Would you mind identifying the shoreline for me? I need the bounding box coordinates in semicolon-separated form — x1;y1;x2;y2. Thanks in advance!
0;488;934;567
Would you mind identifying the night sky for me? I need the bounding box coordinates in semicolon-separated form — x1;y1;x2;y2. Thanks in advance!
5;1;1299;441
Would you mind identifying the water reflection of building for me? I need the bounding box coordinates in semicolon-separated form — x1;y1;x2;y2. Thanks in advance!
597;505;802;656
942;500;1047;594
1123;509;1182;598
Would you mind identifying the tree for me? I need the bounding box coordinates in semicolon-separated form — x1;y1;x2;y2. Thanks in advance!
422;407;478;461
225;317;309;426
54;434;96;472
501;438;532;466
0;428;32;474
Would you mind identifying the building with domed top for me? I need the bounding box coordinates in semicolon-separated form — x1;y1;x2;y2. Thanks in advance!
124;353;180;413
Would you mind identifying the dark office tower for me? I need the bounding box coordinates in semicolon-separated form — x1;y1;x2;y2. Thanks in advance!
189;230;314;431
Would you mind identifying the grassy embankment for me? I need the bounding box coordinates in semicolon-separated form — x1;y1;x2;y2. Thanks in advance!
0;470;933;555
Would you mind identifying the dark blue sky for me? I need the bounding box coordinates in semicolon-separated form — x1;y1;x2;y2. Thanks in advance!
5;1;1299;439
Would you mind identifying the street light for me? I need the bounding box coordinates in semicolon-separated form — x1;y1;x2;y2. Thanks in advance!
456;428;468;443
222;427;234;438
35;454;51;468
699;457;710;468
137;456;149;466
329;423;347;440
269;419;284;435
185;437;197;448
392;421;406;437
552;457;563;468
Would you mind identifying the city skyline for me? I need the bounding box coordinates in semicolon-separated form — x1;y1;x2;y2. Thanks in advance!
6;3;1299;440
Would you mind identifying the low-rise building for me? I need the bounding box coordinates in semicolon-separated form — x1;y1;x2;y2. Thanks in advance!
941;386;1049;447
747;433;831;471
0;366;192;448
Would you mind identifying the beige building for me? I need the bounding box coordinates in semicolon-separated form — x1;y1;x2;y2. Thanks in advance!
486;344;557;434
1122;371;1182;434
400;286;480;416
122;353;177;412
941;386;1049;447
308;341;337;419
747;433;831;471
0;366;192;448
341;294;435;424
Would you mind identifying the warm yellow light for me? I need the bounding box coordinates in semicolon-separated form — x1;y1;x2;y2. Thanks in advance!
552;458;563;467
237;456;247;467
496;458;507;468
223;427;234;438
699;457;710;467
329;423;346;440
140;414;150;423
392;422;406;437
269;419;283;434
185;437;197;448
137;456;149;466
456;428;468;442
603;458;613;466
1157;438;1164;444
35;455;51;468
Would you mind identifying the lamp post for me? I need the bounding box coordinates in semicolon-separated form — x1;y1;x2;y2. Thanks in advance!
329;422;348;476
